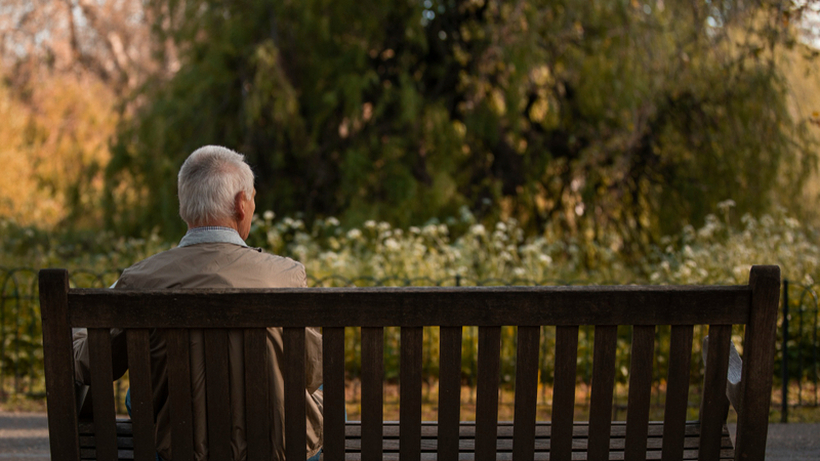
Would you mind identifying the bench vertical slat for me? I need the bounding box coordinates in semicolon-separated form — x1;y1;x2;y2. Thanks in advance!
661;325;694;461
438;326;462;461
167;329;195;461
475;326;501;461
126;329;155;461
88;328;118;461
244;328;271;461
588;325;618;460
284;327;307;461
734;265;780;461
323;327;346;461
204;329;232;460
551;325;579;461
39;269;81;461
512;326;540;461
361;327;384;461
624;325;655;461
698;324;731;461
400;327;423;461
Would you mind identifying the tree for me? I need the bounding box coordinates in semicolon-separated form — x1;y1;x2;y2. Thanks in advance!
0;0;171;229
107;0;819;252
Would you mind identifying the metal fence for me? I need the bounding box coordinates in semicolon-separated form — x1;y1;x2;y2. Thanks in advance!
1;267;817;421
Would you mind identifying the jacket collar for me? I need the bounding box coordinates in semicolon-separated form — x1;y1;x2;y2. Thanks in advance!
178;226;248;248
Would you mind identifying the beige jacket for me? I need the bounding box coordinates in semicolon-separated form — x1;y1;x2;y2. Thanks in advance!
73;240;323;461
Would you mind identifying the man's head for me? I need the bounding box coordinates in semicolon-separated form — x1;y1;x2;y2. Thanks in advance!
178;145;256;238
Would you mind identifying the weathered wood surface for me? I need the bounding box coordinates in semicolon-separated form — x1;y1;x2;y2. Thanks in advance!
243;328;271;461
323;326;346;461
87;328;117;461
67;285;751;328
78;420;736;461
39;269;81;461
42;266;780;461
125;329;154;461
437;326;462;461
284;327;307;461
661;325;694;461
734;265;781;459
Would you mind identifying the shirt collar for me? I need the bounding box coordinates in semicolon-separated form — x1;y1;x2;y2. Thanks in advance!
178;226;248;248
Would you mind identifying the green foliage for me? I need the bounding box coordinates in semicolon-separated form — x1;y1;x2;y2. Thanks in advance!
107;0;818;251
3;205;820;396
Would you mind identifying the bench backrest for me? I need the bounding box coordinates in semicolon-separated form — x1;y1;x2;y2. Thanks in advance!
39;265;780;461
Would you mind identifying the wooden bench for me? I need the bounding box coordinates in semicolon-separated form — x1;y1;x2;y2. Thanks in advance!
39;265;781;461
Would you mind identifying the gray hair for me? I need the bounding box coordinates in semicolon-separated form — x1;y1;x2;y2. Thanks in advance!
178;145;255;226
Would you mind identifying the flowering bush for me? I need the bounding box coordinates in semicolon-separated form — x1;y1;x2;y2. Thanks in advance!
1;202;818;400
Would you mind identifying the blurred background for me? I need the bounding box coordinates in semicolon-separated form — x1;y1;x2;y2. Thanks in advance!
1;0;819;421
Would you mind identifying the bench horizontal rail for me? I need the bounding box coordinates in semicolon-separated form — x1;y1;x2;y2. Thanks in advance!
67;285;751;328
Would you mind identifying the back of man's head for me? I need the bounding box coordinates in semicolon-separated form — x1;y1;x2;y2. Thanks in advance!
178;146;255;227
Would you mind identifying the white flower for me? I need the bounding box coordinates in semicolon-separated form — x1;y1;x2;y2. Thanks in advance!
409;226;421;235
263;211;275;221
538;254;552;265
364;220;377;229
326;217;340;227
422;224;438;236
717;199;736;211
471;224;486;236
384;238;400;251
347;229;362;240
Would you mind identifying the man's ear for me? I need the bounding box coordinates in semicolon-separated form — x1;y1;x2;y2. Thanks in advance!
234;191;246;221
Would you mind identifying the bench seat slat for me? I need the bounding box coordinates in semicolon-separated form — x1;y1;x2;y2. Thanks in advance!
625;325;655;461
662;325;694;461
361;327;384;461
341;432;734;452
88;328;118;461
204;329;232;460
475;326;502;461
513;325;540;461
338;449;736;461
699;325;732;461
339;420;722;437
244;328;271;461
588;325;618;460
551;325;579;461
401;327;423;461
323;327;346;460
438;326;462;461
79;420;734;458
125;329;155;461
284;327;308;461
166;329;194;461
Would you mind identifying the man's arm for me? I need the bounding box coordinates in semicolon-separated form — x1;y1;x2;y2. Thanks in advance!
72;328;130;384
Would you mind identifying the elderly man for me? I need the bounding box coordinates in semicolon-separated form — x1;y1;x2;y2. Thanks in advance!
72;145;323;461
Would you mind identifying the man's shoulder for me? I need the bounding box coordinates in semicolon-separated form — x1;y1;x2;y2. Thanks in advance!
239;247;307;287
121;243;306;289
243;246;304;267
